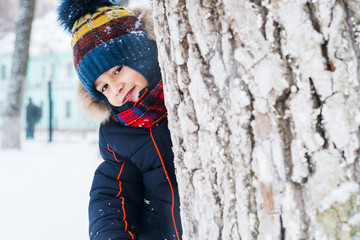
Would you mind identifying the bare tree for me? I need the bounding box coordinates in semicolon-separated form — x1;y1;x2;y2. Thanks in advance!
1;0;36;149
152;0;360;239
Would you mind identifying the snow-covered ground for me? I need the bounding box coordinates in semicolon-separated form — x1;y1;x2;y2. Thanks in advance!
0;137;101;240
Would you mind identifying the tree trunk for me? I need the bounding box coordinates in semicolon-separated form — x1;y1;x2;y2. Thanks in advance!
152;0;360;239
1;0;36;149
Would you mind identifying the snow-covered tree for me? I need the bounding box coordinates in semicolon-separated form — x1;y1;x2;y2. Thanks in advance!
152;0;360;239
1;0;36;149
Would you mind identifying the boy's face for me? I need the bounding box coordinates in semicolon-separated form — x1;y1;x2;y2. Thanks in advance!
94;66;149;107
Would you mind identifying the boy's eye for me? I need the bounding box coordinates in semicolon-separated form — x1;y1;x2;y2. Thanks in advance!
114;66;123;75
101;84;108;92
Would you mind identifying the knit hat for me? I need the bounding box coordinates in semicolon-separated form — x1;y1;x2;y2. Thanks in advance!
58;0;160;102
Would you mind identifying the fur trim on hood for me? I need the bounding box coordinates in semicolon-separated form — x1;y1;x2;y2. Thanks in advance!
77;5;155;123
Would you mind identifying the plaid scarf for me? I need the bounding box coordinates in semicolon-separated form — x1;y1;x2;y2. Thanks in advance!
112;80;167;128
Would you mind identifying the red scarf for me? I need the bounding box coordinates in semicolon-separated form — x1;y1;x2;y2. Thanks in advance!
112;80;167;128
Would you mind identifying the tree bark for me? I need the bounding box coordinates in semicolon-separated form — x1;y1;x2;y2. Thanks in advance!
152;0;360;239
1;0;36;149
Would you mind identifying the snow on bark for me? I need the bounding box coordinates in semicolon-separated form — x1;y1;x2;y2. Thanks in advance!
152;0;360;239
1;0;36;149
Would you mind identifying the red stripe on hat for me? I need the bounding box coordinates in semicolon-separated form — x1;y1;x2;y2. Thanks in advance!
73;16;140;69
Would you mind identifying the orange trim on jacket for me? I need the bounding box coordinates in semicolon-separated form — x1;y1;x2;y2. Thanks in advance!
107;144;134;239
149;128;181;240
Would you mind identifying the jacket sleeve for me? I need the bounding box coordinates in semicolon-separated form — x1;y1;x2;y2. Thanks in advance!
89;129;144;240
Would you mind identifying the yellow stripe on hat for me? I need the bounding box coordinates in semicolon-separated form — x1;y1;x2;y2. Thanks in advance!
71;6;135;47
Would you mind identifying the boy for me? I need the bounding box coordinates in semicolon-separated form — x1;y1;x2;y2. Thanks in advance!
58;1;182;239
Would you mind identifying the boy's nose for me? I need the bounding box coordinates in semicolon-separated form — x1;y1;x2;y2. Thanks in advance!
111;82;123;96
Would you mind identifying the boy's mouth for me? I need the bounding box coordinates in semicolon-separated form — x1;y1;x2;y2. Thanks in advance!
123;87;136;103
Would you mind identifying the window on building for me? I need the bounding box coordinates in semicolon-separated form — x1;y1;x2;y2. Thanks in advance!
65;100;72;118
1;65;6;80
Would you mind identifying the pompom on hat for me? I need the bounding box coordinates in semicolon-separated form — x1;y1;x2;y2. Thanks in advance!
58;0;160;102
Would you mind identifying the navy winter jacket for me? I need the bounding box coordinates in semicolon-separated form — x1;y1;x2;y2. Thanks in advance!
88;118;182;240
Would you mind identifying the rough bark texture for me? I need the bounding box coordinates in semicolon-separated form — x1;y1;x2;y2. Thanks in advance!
1;0;36;149
152;0;360;239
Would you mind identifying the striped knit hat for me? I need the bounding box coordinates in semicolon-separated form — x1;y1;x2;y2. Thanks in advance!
58;0;160;101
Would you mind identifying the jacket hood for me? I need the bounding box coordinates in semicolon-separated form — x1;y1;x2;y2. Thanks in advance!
76;6;156;123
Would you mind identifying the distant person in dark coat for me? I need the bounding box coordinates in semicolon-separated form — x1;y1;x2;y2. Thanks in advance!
58;1;182;240
26;97;41;139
